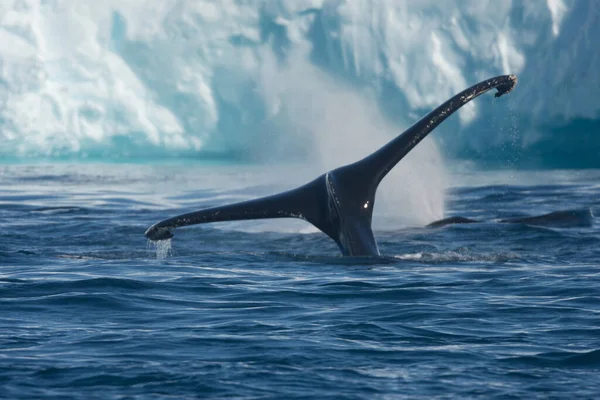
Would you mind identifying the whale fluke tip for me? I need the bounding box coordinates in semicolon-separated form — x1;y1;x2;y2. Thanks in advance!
494;74;518;98
145;225;174;241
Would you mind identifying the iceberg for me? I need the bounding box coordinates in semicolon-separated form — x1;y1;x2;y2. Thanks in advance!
0;0;597;166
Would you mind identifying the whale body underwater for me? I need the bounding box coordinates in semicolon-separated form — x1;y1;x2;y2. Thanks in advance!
145;75;519;256
427;209;594;229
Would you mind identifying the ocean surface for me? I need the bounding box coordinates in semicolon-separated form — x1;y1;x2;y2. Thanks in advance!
1;163;599;399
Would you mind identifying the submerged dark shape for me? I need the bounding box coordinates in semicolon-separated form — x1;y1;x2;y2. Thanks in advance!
146;75;518;256
426;216;479;228
428;208;594;229
500;208;594;228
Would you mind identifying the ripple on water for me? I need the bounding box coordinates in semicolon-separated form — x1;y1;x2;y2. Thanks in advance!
1;166;600;398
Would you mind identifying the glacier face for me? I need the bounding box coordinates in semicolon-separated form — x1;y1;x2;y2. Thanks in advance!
0;0;598;165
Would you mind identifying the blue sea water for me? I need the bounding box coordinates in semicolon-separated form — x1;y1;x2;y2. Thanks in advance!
1;164;599;399
1;1;599;398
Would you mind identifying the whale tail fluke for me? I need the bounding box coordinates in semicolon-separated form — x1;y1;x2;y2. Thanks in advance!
347;75;518;187
144;177;337;242
145;75;518;256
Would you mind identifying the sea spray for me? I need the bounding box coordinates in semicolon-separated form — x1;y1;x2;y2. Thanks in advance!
257;47;448;227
